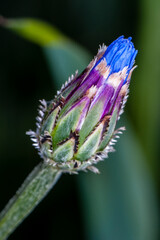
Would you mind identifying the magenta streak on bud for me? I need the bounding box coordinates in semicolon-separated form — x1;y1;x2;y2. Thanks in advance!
111;91;124;116
110;77;130;115
102;79;124;118
76;101;90;132
88;84;114;118
66;69;100;102
75;86;97;131
64;86;97;132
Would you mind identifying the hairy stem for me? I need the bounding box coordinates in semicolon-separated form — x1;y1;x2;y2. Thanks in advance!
0;162;62;240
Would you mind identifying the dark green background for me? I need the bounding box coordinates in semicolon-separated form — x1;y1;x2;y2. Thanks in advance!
0;0;159;239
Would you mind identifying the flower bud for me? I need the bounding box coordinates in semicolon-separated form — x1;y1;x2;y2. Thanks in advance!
27;36;137;173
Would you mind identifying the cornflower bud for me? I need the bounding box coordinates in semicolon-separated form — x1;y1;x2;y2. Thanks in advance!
27;36;137;173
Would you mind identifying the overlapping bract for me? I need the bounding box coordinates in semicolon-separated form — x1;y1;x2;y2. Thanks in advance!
27;36;137;173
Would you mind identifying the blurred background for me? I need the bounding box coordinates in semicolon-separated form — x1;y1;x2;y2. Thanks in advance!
0;0;160;239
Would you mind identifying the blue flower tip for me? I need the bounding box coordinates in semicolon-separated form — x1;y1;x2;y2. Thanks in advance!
118;35;124;39
96;35;137;74
105;35;137;73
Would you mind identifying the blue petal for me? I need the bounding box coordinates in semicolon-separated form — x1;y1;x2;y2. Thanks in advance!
96;36;137;75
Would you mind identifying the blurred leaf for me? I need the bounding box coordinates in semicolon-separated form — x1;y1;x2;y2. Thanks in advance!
2;17;67;46
78;117;158;240
1;17;91;87
130;0;160;172
3;17;158;240
44;42;91;89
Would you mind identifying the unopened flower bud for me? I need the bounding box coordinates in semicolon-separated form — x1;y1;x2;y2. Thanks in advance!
27;36;137;173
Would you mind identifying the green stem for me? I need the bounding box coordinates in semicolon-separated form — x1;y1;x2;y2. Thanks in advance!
0;162;62;240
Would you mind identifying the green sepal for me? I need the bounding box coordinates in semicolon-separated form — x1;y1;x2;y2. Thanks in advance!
40;142;52;159
79;102;104;146
52;138;75;162
40;106;60;134
98;108;118;151
51;99;88;149
75;122;104;161
40;133;52;159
